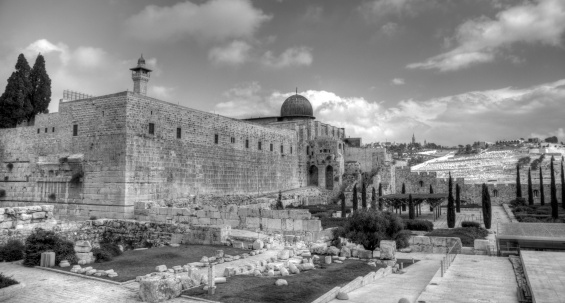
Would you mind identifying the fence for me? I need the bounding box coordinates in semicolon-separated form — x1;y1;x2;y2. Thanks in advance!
440;240;461;277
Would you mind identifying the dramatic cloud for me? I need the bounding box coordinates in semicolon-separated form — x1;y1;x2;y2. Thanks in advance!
360;0;436;21
125;0;271;42
208;40;252;66
260;47;313;69
391;78;405;85
408;0;565;71
215;79;565;145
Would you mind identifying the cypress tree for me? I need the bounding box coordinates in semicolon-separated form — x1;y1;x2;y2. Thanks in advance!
561;156;565;209
516;164;522;198
361;182;367;209
371;187;376;209
27;54;51;121
408;194;415;220
550;156;558;219
447;173;455;228
378;183;383;211
482;183;492;229
528;168;534;206
352;185;358;212
401;183;406;194
0;54;32;128
340;191;346;218
540;166;545;206
455;183;461;213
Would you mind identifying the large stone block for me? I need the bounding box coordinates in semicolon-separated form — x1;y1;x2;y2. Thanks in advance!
379;240;396;260
139;275;183;303
74;240;92;253
32;211;46;219
412;236;431;245
431;237;447;247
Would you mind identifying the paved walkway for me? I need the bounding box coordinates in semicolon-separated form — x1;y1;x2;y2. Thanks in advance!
0;262;199;303
521;250;565;303
329;253;444;303
417;254;518;303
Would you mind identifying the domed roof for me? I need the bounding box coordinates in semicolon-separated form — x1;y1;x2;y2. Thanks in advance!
281;94;314;118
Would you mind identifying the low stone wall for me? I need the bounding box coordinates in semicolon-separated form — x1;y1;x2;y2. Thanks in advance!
408;236;462;254
502;203;519;222
311;266;393;303
133;202;322;235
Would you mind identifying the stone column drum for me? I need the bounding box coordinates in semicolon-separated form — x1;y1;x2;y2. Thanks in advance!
75;240;95;264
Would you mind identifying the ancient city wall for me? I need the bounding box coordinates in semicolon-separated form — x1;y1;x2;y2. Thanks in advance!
123;93;300;204
0;93;130;219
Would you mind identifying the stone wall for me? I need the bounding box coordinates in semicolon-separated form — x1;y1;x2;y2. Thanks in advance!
408;236;462;254
133;202;322;236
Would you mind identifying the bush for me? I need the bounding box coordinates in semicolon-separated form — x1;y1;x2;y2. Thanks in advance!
333;209;408;250
6;163;13;171
461;221;480;228
23;228;77;267
89;215;97;220
0;273;18;289
404;219;434;232
69;171;84;185
509;198;527;208
0;239;25;262
93;242;122;263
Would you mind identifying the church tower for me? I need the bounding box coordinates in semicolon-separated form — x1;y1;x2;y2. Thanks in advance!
130;55;152;96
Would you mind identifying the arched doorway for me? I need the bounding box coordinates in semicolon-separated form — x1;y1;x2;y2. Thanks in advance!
326;166;334;190
309;166;318;186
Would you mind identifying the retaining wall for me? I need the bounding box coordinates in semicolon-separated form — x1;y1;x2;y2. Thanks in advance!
408;236;462;254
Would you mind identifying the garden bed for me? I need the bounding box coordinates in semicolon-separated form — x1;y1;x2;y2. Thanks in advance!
58;244;248;282
184;260;379;303
425;227;488;247
511;204;565;223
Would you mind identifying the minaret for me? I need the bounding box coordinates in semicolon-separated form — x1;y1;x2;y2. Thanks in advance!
412;133;416;145
130;54;152;95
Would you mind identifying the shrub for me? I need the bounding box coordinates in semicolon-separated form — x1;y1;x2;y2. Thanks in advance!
6;163;13;171
93;242;122;263
0;273;18;289
404;219;434;232
69;171;84;185
89;215;97;220
333;209;408;250
461;221;480;228
510;198;527;208
0;239;25;262
23;228;77;266
0;190;5;198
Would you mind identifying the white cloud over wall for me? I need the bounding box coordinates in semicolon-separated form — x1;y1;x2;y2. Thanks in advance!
215;79;565;145
408;0;565;71
124;0;271;42
260;47;313;69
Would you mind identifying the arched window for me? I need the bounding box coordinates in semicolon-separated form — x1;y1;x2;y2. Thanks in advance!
419;181;424;187
533;189;539;198
493;189;499;197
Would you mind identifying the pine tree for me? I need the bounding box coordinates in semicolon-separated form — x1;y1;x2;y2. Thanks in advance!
378;183;383;211
561;156;565;209
482;183;492;229
516;164;522;198
408;194;415;220
0;54;32;128
528;168;534;206
340;191;346;218
550;156;558;219
455;183;461;213
27;54;51;121
401;183;406;194
370;187;376;209
540;166;545;206
361;182;367;209
447;173;455;228
352;185;358;212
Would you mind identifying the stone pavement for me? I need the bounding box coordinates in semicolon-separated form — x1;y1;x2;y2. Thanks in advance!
417;254;518;303
0;262;200;303
520;250;565;303
329;253;445;303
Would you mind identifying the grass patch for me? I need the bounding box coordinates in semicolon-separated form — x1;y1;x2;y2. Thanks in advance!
425;227;488;247
184;260;391;303
0;273;18;289
58;244;247;282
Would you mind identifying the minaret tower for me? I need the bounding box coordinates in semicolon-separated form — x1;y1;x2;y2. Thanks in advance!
412;133;416;145
130;54;152;95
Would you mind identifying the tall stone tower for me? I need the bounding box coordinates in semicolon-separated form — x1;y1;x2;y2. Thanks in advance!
130;55;152;95
412;133;416;145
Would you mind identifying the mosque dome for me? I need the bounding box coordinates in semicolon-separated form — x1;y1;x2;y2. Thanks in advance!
280;94;314;118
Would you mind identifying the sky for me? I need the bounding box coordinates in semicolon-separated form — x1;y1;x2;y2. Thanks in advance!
0;0;564;146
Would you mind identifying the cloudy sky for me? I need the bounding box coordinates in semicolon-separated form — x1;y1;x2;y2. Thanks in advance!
1;0;564;146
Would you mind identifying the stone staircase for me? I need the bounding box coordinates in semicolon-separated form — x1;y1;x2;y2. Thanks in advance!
417;254;519;303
